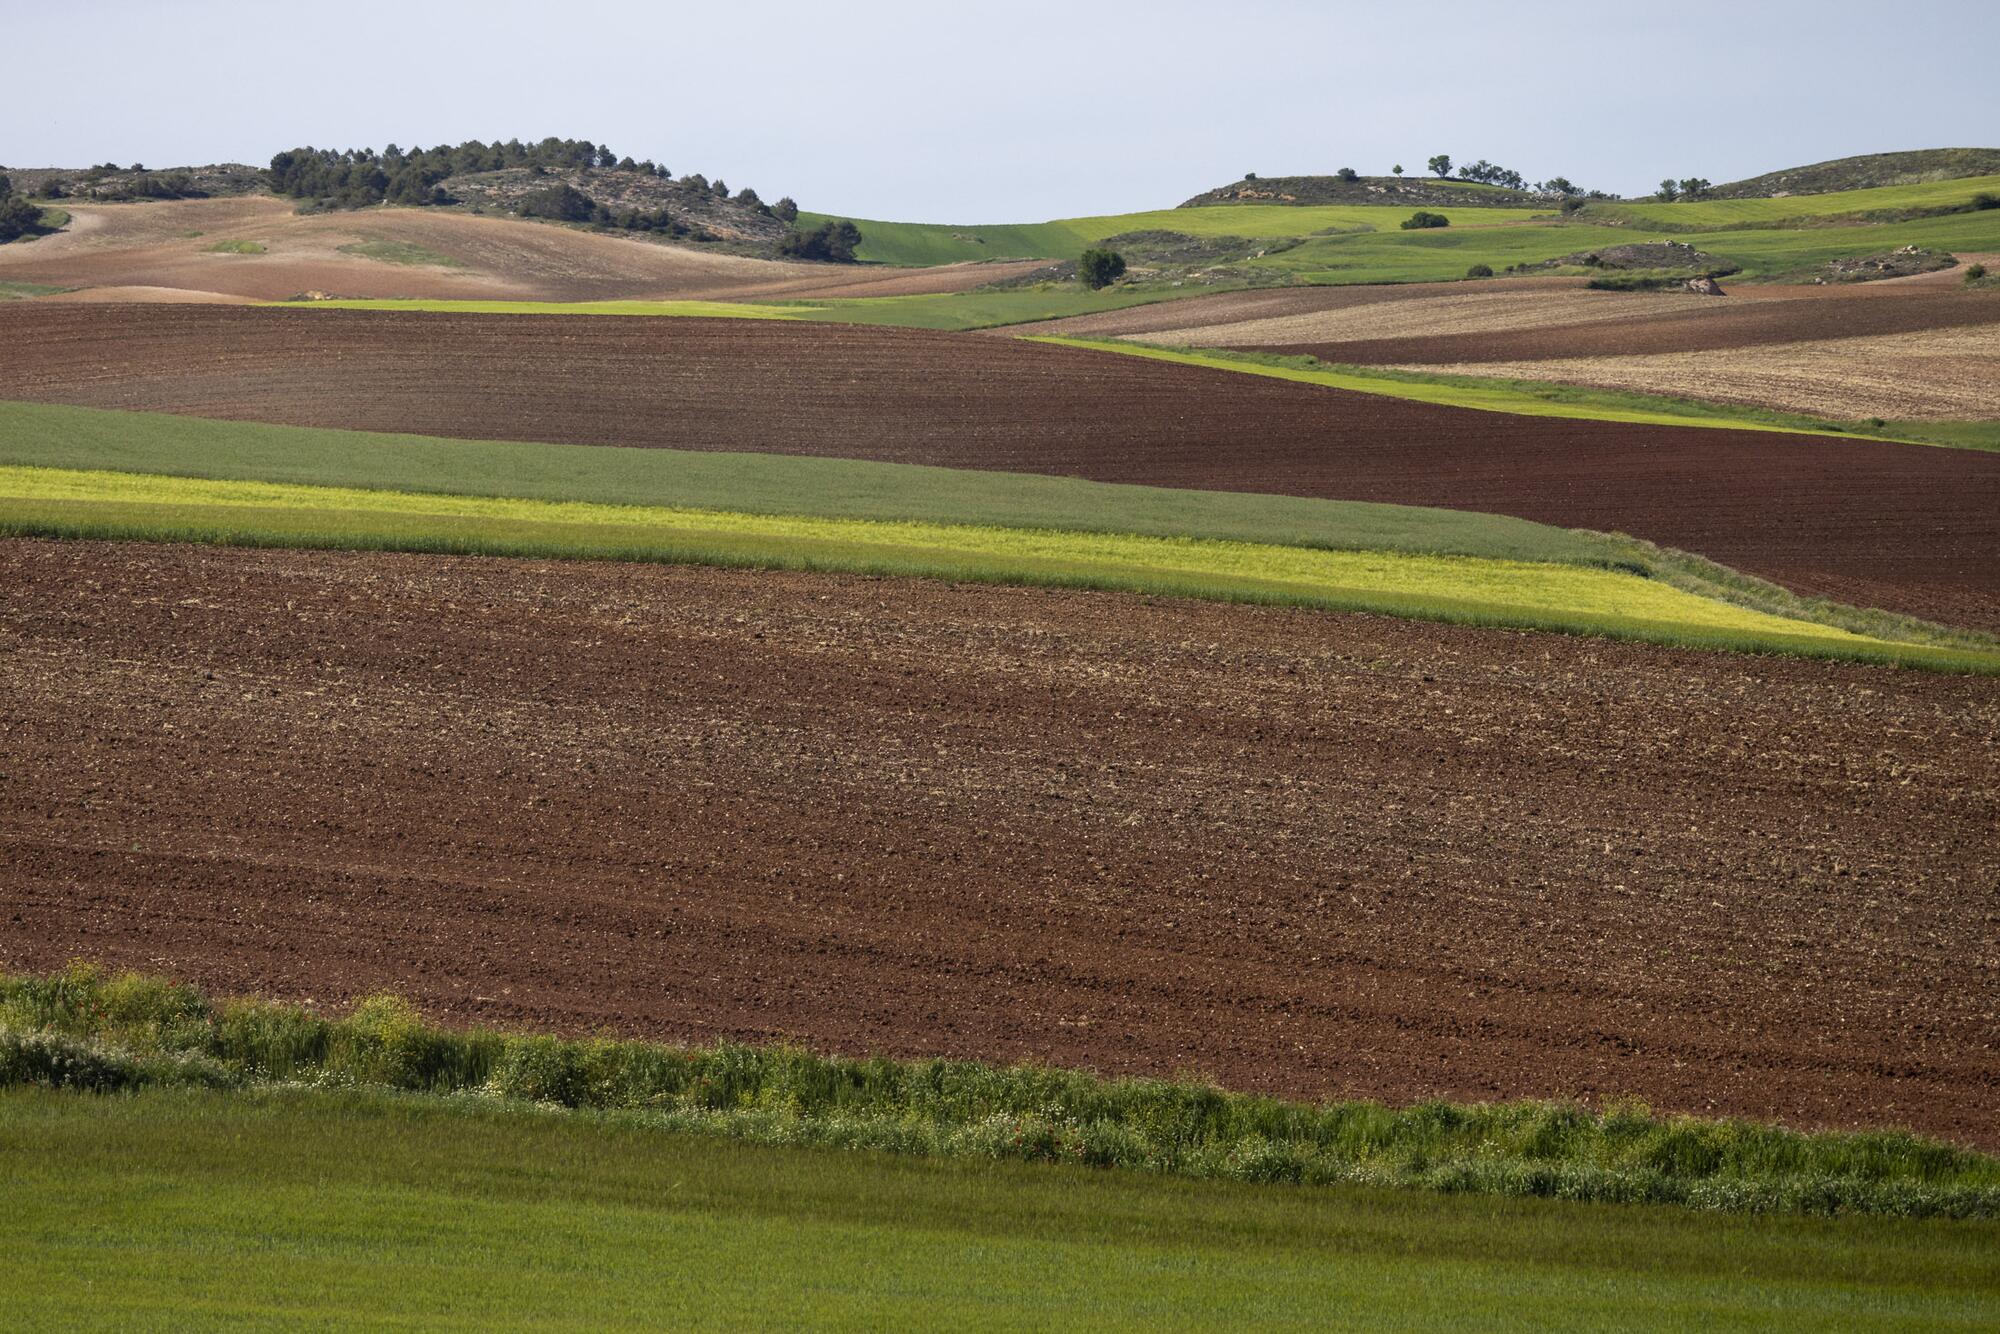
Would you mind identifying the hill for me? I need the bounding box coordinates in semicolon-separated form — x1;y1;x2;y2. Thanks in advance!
0;196;1041;303
0;162;263;201
1180;174;1537;208
1711;148;2000;199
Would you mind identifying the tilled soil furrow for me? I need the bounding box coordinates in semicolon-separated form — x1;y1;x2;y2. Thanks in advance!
2;539;1996;1144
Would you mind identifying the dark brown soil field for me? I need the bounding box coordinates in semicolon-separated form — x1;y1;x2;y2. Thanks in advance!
5;305;1998;630
3;540;1995;1145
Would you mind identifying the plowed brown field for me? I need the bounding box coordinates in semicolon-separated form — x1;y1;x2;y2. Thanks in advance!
5;305;1998;629
4;541;1995;1144
0;198;1039;302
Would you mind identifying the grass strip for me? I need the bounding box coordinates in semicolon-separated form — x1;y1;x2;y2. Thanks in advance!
7;965;2000;1225
10;1086;1997;1329
7;465;1996;673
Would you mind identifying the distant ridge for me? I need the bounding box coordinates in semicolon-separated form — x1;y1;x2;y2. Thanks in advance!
1711;148;2000;199
1178;175;1535;209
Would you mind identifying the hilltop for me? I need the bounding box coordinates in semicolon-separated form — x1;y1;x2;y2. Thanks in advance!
1711;148;2000;199
1181;173;1537;208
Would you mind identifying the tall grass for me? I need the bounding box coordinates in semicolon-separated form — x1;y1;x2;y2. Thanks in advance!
5;965;1998;1220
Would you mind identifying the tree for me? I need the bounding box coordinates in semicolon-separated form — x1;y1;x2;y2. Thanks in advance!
1677;177;1712;200
1244;171;1258;181
711;178;730;198
0;175;43;243
1335;167;1359;182
516;183;595;222
1426;154;1451;179
1539;176;1578;196
1078;248;1127;290
1400;210;1450;230
1392;164;1404;176
1655;179;1680;202
773;196;799;223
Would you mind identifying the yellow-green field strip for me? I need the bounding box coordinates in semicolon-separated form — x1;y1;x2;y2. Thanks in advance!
5;466;1993;672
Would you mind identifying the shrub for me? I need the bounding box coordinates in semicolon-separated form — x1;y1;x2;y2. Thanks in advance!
1400;210;1450;230
1966;263;1988;283
772;196;799;223
1970;192;1997;211
1466;263;1494;278
1078;248;1127;290
777;219;863;262
1335;167;1359;182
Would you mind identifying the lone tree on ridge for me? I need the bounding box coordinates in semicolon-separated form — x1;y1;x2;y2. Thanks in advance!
1078;248;1127;290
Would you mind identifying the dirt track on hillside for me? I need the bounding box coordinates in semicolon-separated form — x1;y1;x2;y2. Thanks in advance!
4;305;1997;629
3;540;1995;1144
0;198;1038;302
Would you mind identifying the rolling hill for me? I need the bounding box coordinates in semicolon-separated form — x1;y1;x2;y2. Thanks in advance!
1710;147;2000;199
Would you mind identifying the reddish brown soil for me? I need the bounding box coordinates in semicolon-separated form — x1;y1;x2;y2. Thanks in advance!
3;540;1995;1145
5;304;1998;630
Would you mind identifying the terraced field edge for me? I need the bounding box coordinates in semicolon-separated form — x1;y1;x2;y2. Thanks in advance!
8;965;1999;1220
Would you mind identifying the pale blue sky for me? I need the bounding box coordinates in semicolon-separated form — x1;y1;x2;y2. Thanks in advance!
7;0;1995;222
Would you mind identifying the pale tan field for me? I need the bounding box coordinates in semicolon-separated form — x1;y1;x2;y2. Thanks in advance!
1395;323;2000;420
0;198;1042;303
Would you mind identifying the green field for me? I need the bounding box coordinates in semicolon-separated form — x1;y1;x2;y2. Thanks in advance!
5;966;1999;1327
204;238;265;254
9;1087;1996;1330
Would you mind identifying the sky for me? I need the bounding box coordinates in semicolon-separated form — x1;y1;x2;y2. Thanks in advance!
7;0;1996;223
